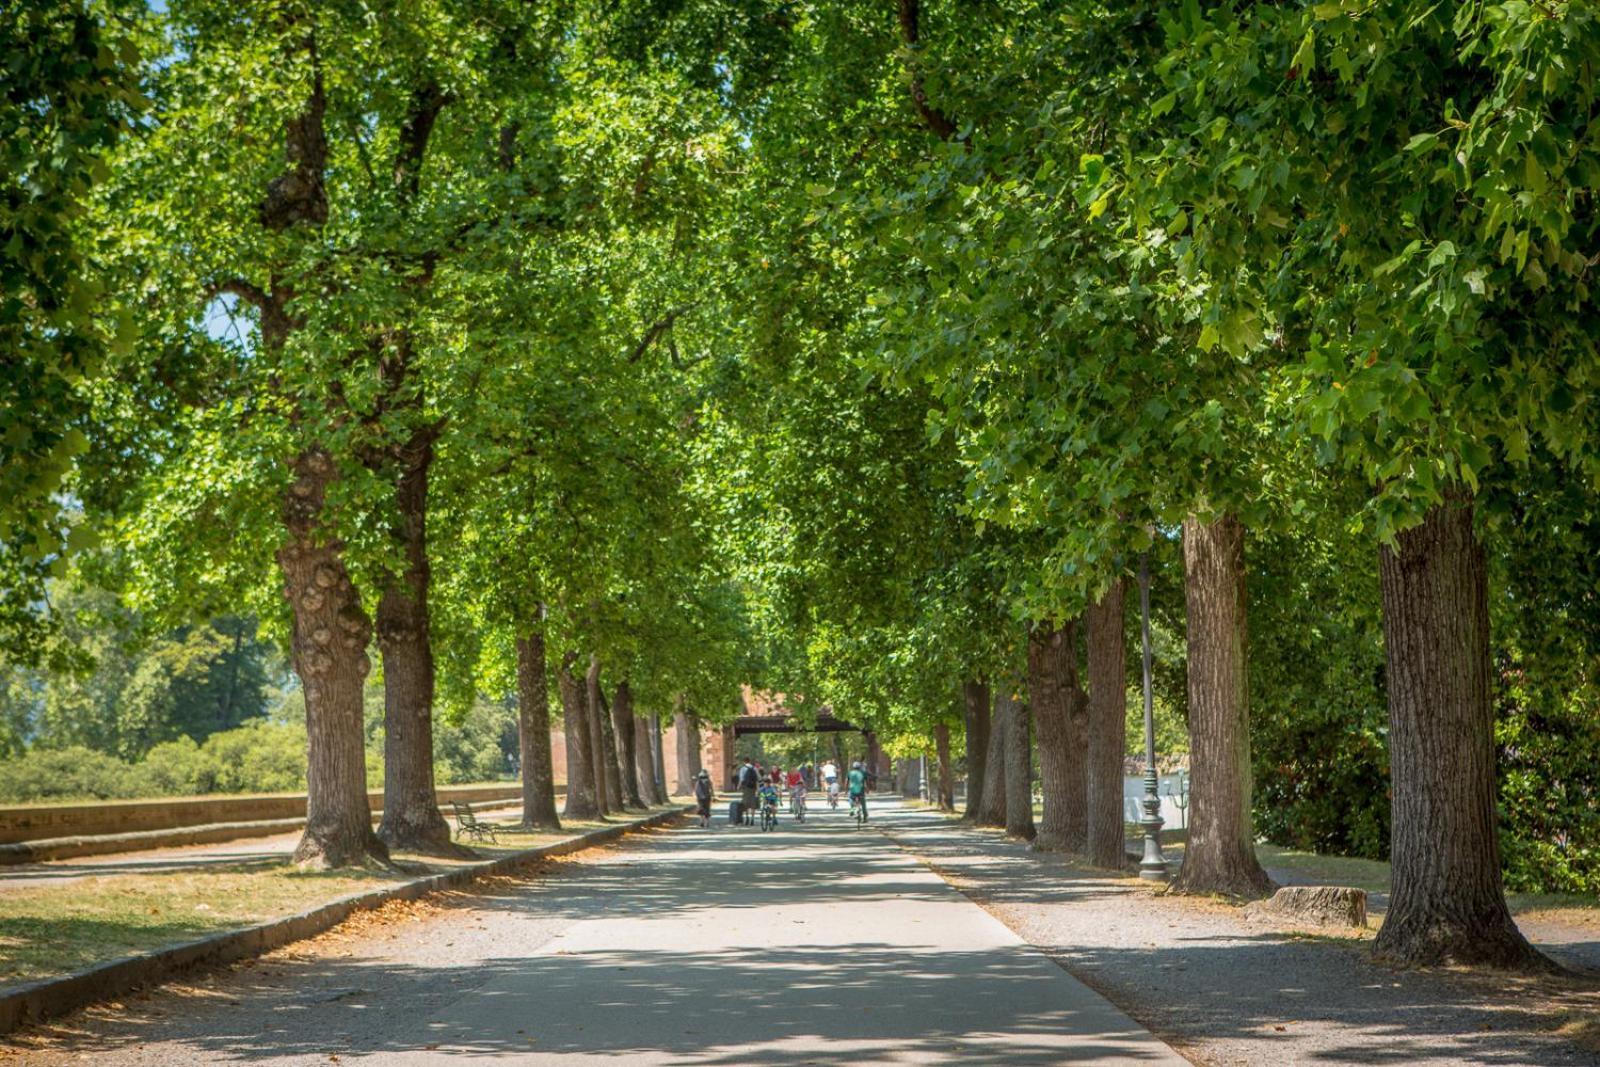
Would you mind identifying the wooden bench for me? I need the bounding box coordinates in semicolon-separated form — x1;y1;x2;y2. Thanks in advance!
451;801;512;844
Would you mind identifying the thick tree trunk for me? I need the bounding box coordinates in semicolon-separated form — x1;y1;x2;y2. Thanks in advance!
374;429;456;856
1172;513;1273;898
961;680;990;820
976;687;1008;828
934;723;955;811
558;651;601;820
515;630;560;831
673;700;700;794
1375;497;1550;970
632;713;659;805
584;655;617;813
1029;620;1086;852
612;681;645;809
1000;688;1036;840
280;450;387;869
1086;580;1128;870
649;713;668;801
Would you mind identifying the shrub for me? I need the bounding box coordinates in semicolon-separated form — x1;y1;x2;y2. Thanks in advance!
202;720;307;794
0;746;142;803
136;735;221;796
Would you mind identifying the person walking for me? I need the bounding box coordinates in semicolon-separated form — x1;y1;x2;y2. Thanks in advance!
693;769;714;828
737;759;760;825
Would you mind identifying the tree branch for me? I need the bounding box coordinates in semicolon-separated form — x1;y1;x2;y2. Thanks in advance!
393;82;452;208
205;278;270;309
627;303;699;364
897;0;959;141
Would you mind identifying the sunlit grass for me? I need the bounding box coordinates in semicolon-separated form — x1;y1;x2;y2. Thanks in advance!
0;804;683;986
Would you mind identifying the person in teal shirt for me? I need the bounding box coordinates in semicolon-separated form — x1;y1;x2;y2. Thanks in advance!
757;781;781;822
847;761;868;822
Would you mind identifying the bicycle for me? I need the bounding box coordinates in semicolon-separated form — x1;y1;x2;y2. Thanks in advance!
760;796;779;831
825;783;839;809
849;793;867;827
790;789;807;822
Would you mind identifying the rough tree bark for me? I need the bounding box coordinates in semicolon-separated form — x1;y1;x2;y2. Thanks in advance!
1172;513;1273;898
247;29;383;870
650;711;668;799
961;680;990;820
1029;620;1086;852
934;723;955;811
558;651;600;819
976;687;1008;828
367;81;452;858
1000;688;1036;840
1085;579;1128;869
281;450;388;869
374;426;458;856
632;712;660;805
514;630;561;831
1374;496;1550;970
673;700;701;794
612;681;645;809
585;655;618;813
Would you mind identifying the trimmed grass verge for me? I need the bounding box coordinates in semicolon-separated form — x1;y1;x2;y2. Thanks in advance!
0;804;687;1034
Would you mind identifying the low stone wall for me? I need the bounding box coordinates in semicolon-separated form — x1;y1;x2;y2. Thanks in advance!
0;784;522;845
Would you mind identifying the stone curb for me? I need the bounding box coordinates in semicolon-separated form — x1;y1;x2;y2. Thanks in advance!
0;799;531;866
0;806;689;1036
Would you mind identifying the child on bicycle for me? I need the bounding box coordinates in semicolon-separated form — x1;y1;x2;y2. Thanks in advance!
786;767;806;818
757;780;781;823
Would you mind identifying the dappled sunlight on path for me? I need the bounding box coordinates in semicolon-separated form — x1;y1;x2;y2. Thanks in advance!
5;798;1183;1065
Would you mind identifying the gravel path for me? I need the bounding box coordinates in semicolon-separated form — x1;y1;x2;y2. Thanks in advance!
882;806;1600;1067
1;799;1182;1065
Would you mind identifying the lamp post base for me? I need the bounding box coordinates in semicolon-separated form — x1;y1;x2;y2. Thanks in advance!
1139;771;1168;881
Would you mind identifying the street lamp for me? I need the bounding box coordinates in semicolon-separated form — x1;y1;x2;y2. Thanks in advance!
1138;552;1169;882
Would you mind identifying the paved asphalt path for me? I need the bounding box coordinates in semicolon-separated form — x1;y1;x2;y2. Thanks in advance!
6;797;1185;1065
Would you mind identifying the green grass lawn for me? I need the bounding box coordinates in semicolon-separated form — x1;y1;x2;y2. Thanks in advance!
0;805;680;987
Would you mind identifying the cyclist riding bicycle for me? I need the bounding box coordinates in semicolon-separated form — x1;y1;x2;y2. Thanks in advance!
757;781;781;826
847;761;868;822
821;759;840;806
786;767;806;818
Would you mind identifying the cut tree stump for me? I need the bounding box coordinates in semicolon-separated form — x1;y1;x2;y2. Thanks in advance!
1244;885;1368;929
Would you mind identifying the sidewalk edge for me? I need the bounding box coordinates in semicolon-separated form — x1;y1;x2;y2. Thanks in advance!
0;806;688;1036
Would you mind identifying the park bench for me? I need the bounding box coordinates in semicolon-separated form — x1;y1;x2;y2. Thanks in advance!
451;801;511;844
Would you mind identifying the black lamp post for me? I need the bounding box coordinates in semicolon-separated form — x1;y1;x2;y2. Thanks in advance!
1138;551;1169;882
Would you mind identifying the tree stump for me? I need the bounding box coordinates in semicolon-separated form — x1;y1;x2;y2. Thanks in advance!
1244;885;1368;929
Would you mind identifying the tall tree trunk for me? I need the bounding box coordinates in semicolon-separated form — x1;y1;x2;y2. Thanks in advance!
257;33;382;871
650;713;668;802
558;651;600;820
934;723;955;811
1086;579;1128;870
1375;496;1549;970
374;428;456;856
612;681;645;809
1029;620;1086;852
632;712;659;805
515;630;560;831
584;655;617;813
1172;513;1272;898
976;687;1008;828
1000;687;1036;840
961;680;990;820
673;699;700;794
280;450;387;869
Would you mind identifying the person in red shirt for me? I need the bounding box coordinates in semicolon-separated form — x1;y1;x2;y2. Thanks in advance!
785;766;807;821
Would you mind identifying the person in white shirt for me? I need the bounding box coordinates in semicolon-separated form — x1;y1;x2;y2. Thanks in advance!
820;760;840;805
